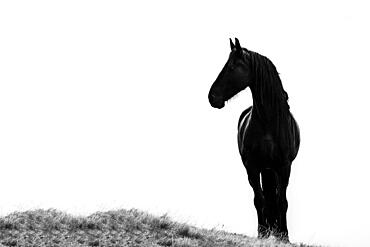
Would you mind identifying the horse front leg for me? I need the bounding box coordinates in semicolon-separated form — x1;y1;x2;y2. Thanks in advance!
246;166;268;238
277;164;291;242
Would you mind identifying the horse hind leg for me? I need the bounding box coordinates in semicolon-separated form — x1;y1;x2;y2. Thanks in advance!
261;169;279;235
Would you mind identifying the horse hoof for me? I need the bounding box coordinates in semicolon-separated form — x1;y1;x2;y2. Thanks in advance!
279;235;289;243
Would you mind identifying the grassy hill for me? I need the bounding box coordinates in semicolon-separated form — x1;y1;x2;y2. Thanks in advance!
0;208;316;247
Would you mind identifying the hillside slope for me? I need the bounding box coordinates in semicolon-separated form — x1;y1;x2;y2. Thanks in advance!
0;209;315;247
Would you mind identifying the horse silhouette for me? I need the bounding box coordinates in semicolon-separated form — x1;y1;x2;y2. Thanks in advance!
208;38;300;242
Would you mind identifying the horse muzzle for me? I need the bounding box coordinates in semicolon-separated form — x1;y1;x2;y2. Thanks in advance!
208;93;225;109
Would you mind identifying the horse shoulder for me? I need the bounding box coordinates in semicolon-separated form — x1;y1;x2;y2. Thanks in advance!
238;106;252;129
238;106;253;156
289;113;300;161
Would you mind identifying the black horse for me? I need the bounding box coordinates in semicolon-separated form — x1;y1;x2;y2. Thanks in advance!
208;38;300;242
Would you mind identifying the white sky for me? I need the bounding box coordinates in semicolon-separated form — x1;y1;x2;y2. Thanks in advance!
1;1;370;246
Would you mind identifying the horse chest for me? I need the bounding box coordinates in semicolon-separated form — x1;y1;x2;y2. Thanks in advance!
238;113;279;163
246;132;277;159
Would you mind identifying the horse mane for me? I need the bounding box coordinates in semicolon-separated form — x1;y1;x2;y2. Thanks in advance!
248;50;294;152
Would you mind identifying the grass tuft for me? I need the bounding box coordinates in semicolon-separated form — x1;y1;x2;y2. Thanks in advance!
0;208;318;247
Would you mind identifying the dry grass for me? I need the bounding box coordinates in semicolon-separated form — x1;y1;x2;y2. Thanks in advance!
0;208;316;247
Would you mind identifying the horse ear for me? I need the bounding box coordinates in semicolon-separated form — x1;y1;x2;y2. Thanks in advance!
230;38;235;50
235;38;242;51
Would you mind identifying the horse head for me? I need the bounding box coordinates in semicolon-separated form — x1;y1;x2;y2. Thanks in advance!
208;38;252;109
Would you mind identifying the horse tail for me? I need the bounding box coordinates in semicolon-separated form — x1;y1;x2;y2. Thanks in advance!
261;168;280;228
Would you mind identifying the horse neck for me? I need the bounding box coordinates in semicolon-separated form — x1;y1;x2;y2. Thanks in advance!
249;77;290;131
